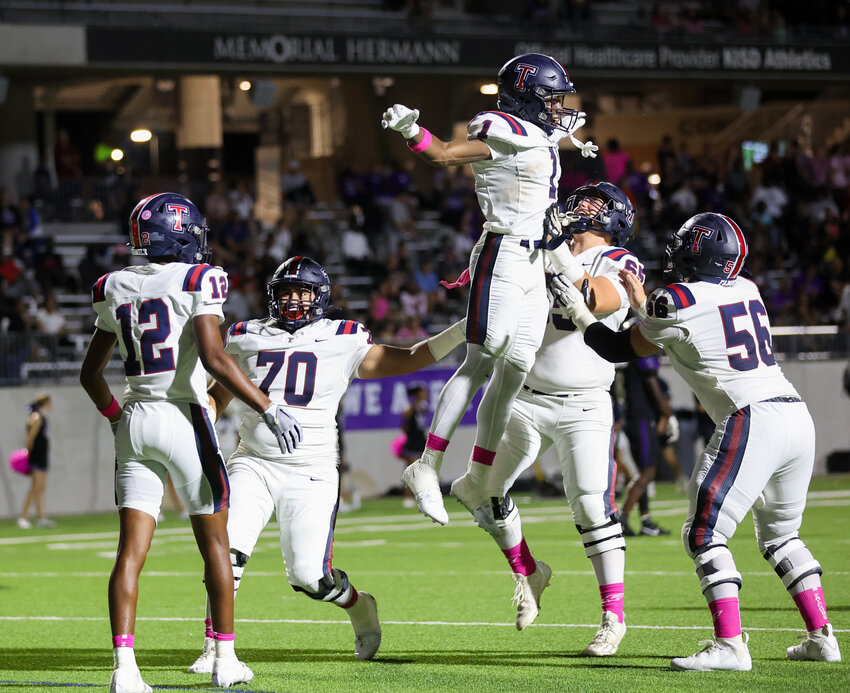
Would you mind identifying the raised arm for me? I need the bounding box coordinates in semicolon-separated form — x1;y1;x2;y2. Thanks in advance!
381;104;491;167
357;319;466;379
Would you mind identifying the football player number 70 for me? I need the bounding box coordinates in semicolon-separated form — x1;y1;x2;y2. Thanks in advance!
257;351;317;405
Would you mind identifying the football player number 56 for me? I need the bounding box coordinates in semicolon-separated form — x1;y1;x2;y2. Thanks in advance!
719;300;776;371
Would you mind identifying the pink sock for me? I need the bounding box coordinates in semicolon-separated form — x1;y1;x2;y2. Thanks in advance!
471;445;495;467
112;634;134;648
793;587;829;632
599;583;625;623
709;597;742;639
503;538;536;576
213;631;235;641
426;434;449;452
204;617;214;639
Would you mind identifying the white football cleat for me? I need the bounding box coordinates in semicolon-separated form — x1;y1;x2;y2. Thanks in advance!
671;633;752;671
402;459;448;525
581;611;626;656
349;591;382;660
450;472;488;512
109;666;152;693
512;559;552;631
786;623;841;662
187;636;215;674
211;657;254;688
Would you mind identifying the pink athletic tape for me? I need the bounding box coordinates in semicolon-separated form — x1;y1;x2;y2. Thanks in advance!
426;434;449;452
214;632;236;641
407;128;432;153
471;445;496;466
793;587;829;632
97;396;120;419
709;597;742;638
503;539;536;576
599;582;625;623
112;634;134;648
204;618;214;639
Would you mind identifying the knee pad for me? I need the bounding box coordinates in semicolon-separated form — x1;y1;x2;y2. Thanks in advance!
762;537;822;590
577;515;625;558
693;544;742;594
292;567;351;603
230;549;249;589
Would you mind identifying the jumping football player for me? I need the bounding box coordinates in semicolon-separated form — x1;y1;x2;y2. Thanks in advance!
552;212;842;670
81;193;302;692
381;53;597;525
186;256;466;671
456;182;641;656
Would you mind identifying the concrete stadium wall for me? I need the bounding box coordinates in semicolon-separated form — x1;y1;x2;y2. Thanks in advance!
2;358;849;519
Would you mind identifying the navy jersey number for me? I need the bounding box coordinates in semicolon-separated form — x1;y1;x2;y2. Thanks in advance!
257;350;317;406
719;300;776;371
115;298;175;376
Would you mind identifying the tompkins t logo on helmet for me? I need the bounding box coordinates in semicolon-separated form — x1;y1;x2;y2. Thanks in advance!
691;226;713;252
513;64;538;89
166;204;190;231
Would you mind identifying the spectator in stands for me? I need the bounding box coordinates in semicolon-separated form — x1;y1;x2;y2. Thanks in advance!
34;292;70;357
751;174;789;220
399;276;428;322
395;314;429;343
602;138;631;187
223;273;262;323
77;245;108;293
203;181;230;232
17;392;54;529
414;260;445;313
828;144;849;208
218;209;254;261
369;278;396;324
670;179;698;218
0;187;21;254
53;129;82;181
33;237;68;294
228;181;254;222
281;160;316;207
397;384;429;509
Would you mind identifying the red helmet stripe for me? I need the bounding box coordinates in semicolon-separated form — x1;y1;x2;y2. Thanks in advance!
721;214;748;277
129;193;163;248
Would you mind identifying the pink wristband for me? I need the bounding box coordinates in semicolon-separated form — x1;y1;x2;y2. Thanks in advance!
98;396;121;419
407;128;432;153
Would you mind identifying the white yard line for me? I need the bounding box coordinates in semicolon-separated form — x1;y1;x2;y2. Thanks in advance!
0;614;845;633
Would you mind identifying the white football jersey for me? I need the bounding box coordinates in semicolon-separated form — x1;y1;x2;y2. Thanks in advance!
467;111;561;240
638;277;798;423
92;263;227;405
526;245;644;393
224;317;373;469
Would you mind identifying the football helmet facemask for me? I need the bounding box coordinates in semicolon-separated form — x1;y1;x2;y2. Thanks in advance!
497;53;580;135
664;212;749;283
128;192;211;264
564;182;636;247
268;256;331;333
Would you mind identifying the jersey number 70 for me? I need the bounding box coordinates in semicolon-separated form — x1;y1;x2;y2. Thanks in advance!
257;351;317;406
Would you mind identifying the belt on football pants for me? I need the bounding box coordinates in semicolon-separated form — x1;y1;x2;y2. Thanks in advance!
520;238;544;249
523;385;578;398
760;395;802;404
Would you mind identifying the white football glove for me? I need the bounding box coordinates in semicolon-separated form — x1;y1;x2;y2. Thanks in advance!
665;414;680;444
550;274;596;331
569;135;599;158
543;202;581;249
568;111;587;136
380;104;421;139
262;404;303;455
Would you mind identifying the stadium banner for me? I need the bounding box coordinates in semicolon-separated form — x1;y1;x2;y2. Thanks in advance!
341;367;481;431
85;29;849;77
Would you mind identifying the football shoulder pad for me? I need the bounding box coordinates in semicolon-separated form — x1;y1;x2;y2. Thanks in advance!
467;110;545;149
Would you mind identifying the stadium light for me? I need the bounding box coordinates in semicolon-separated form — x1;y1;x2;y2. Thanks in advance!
239;80;252;91
130;129;152;143
480;83;498;95
110;148;124;161
648;173;661;185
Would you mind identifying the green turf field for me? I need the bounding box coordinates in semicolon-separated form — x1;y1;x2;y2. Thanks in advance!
1;477;848;692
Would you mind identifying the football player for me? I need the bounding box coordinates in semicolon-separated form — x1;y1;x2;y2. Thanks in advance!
186;256;466;671
381;53;597;526
80;193;302;692
457;182;642;656
552;212;842;670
